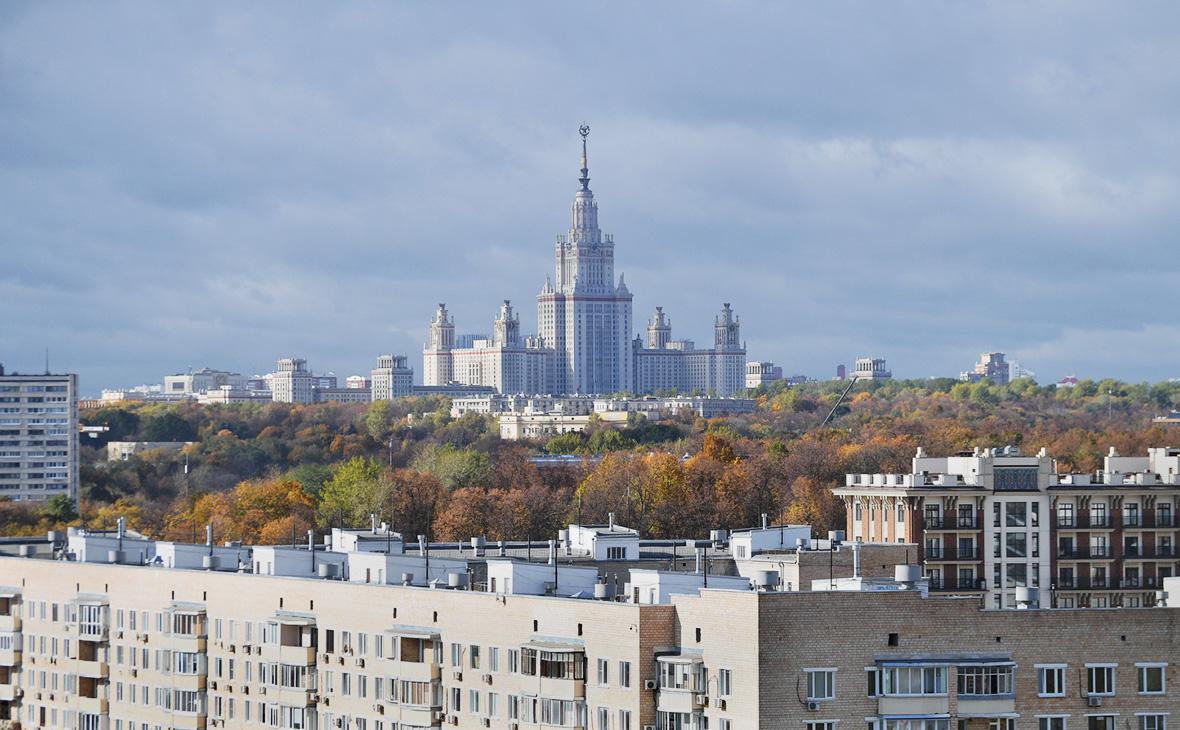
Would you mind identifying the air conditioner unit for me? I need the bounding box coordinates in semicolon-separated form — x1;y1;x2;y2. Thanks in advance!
322;653;331;662
449;716;460;726
257;686;265;695
310;694;320;703
357;658;365;668
643;679;658;690
337;656;345;666
1088;696;1103;707
482;673;493;684
643;725;656;730
130;668;137;678
242;643;251;653
210;681;218;691
453;670;463;681
806;701;819;711
116;630;124;639
255;645;262;655
335;719;344;728
694;694;708;705
482;719;491;728
243;685;250;695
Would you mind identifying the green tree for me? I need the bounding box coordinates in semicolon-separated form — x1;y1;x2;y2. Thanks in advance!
317;457;385;528
43;494;79;523
364;400;394;441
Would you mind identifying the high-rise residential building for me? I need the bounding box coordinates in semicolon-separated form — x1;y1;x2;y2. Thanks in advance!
370;355;414;401
423;129;746;397
852;357;891;381
270;358;314;404
0;364;78;504
345;376;371;391
960;352;1010;385
836;445;1180;610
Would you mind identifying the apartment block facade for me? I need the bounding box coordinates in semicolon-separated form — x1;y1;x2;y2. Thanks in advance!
836;446;1180;610
1;555;1178;730
0;367;78;503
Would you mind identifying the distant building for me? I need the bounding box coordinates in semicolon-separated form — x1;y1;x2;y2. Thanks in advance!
423;130;747;397
495;395;758;440
163;368;246;396
106;441;192;462
960;352;1010;385
0;365;78;503
1056;375;1080;388
345;375;371;390
196;386;271;405
370;354;414;401
270;358;314;404
1153;411;1180;426
1008;358;1035;381
313;387;371;404
851;357;891;381
835;363;846;380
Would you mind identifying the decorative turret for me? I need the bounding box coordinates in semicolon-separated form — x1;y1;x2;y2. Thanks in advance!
714;303;741;350
647;306;672;349
492;299;520;348
429;303;455;351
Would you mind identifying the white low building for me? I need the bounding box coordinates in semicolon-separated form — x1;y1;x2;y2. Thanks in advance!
627;569;751;604
347;552;467;587
728;518;812;560
484;560;600;597
252;545;349;579
565;517;640;560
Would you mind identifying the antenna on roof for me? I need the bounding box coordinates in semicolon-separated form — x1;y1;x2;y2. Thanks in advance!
44;348;50;375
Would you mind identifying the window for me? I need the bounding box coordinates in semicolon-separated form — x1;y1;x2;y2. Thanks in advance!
957;664;1014;696
1087;664;1116;696
1088;718;1115;730
1140;716;1166;730
1037;665;1066;697
1006;502;1027;527
597;658;609;685
718;668;732;697
1038;718;1067;730
807;724;836;730
470;645;481;670
881;666;947;696
606;546;626;560
618;661;631;688
806;669;835;701
1138;663;1166;694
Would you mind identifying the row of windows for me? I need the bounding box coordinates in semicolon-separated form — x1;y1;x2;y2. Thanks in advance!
802;661;1169;701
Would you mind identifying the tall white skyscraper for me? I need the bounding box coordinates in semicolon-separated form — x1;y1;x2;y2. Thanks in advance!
422;128;745;397
537;126;633;395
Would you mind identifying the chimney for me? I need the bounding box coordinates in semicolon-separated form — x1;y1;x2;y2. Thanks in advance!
608;512;615;530
116;516;126;539
205;524;213;546
548;539;556;565
371;513;378;532
761;513;768;530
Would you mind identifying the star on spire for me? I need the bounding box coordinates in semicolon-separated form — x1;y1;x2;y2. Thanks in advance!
578;124;591;191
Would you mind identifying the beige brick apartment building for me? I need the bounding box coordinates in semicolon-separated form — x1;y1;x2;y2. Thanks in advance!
1;524;1178;730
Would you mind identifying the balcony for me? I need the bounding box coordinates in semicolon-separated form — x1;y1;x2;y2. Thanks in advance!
924;516;977;530
925;547;978;561
0;615;19;633
76;659;108;679
392;658;441;683
657;687;706;714
1057;547;1111;560
1055;576;1143;590
927;577;985;592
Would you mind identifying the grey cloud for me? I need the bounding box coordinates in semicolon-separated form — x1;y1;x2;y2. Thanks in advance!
2;1;1179;391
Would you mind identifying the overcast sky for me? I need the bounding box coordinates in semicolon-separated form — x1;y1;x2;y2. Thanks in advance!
3;2;1179;393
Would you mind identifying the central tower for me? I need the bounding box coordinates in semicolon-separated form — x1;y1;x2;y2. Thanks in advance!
537;127;633;394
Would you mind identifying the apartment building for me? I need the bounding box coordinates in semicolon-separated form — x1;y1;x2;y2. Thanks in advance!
1;535;1178;730
0;366;78;504
836;446;1180;610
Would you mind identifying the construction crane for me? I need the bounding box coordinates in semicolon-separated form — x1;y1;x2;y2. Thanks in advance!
819;375;860;428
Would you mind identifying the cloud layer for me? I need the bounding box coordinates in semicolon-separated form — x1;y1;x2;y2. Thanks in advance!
2;1;1179;391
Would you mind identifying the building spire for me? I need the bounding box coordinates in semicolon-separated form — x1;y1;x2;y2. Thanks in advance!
578;124;591;191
